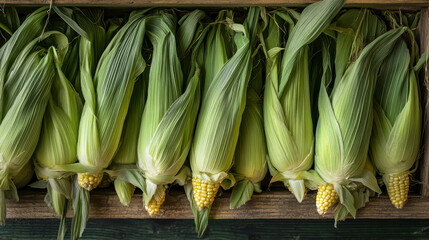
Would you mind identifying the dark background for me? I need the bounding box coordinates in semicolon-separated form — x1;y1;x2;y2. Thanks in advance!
1;219;429;239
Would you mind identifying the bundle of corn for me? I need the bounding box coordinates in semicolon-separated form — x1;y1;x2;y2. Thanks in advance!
136;10;205;216
314;24;406;224
188;7;261;237
370;12;424;209
263;0;345;203
111;74;147;206
313;9;386;219
230;53;267;209
0;8;67;225
33;27;82;240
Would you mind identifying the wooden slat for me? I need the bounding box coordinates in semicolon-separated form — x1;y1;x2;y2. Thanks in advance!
421;7;429;197
3;0;429;8
6;188;429;219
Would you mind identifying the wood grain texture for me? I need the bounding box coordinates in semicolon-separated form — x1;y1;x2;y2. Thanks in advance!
6;188;429;220
3;0;429;8
421;7;429;196
2;219;429;239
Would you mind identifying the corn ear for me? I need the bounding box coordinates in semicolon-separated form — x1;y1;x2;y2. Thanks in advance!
190;7;261;213
264;0;345;203
314;10;385;219
55;9;149;191
112;74;147;206
230;54;267;209
55;8;150;239
0;28;67;225
370;35;422;209
32;26;81;240
137;11;204;215
314;26;406;223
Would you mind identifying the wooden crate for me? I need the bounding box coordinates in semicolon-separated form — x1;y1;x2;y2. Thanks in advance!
3;0;429;220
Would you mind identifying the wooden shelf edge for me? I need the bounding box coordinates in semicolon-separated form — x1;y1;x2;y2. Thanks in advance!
6;188;429;220
3;0;429;8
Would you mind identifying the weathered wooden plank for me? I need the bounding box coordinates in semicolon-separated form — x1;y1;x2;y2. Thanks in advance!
421;7;429;197
2;219;429;239
3;0;429;8
6;188;429;219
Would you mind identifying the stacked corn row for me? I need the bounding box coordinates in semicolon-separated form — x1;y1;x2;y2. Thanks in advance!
0;3;425;239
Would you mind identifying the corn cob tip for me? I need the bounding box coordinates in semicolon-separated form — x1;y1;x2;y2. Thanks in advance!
78;172;104;191
316;184;338;215
387;173;409;209
192;177;220;210
145;185;167;216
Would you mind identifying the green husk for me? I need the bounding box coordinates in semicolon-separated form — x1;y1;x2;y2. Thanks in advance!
0;8;34;191
54;8;149;178
264;0;346;203
188;7;261;237
136;10;204;213
0;40;64;224
75;10;147;175
13;161;34;189
202;10;233;96
332;9;386;82
0;8;20;45
55;8;151;239
370;12;424;208
230;53;267;209
0;8;66;226
190;6;261;190
33;20;82;239
111;73;147;206
314;25;407;224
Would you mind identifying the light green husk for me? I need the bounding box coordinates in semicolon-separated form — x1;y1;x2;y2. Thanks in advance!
314;24;407;224
230;53;267;209
136;10;205;213
54;8;150;239
33;32;81;239
13;161;34;189
187;7;261;237
370;14;423;208
0;8;66;226
0;8;20;45
263;0;346;203
190;7;261;189
202;10;233;96
54;8;149;181
111;74;147;206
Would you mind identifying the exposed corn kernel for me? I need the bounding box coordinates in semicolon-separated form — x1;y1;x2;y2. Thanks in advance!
387;173;409;209
192;178;220;210
316;184;338;215
145;185;167;216
78;172;103;191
